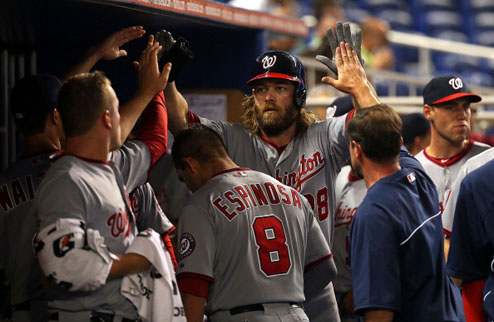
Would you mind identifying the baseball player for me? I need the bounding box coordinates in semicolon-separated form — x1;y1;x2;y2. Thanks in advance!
34;37;171;322
149;152;190;224
441;147;494;322
172;125;336;322
447;159;494;322
333;164;366;322
0;26;146;322
400;112;430;156
167;27;380;321
348;104;464;322
415;75;490;215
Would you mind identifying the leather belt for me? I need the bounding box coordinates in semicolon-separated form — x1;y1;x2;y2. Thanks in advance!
229;302;300;316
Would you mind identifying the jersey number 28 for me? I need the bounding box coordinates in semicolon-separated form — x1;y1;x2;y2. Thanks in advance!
253;215;291;276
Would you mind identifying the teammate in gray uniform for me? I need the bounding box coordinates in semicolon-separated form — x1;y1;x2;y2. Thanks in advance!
0;26;146;322
172;125;336;322
414;75;490;257
333;164;366;322
167;30;380;321
34;37;172;322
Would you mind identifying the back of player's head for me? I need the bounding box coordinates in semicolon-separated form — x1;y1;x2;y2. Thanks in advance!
57;71;111;138
10;74;62;136
172;124;229;170
347;104;402;163
400;113;430;145
246;50;307;109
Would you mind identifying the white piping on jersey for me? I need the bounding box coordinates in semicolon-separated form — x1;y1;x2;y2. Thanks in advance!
400;211;441;246
484;290;492;303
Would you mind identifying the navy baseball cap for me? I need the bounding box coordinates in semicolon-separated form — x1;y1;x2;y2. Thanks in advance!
330;95;354;117
423;75;482;106
400;113;430;144
10;74;62;123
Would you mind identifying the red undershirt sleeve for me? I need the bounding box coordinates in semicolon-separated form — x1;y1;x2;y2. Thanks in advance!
137;91;168;166
177;274;212;298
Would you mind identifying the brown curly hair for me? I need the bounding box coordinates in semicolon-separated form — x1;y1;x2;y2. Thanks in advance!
240;94;318;136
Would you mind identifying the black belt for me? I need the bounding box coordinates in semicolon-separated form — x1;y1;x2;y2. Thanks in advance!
229;302;300;316
49;311;138;322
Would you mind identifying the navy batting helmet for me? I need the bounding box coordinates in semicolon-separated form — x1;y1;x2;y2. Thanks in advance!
246;51;307;109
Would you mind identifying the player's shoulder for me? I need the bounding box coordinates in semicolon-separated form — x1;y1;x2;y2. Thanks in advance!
462;159;494;187
470;140;492;155
462;146;494;172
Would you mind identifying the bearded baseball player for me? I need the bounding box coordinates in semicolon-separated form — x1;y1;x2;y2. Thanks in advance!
0;26;146;322
167;23;380;321
34;37;171;322
348;104;464;322
415;76;490;215
172;125;336;322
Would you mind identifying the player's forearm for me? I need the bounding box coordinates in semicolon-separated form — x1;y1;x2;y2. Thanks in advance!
352;81;380;109
363;309;394;322
108;253;151;278
165;82;189;135
58;47;101;83
181;292;207;322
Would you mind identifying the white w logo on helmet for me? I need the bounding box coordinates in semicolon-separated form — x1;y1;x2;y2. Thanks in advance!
262;55;277;69
448;77;463;90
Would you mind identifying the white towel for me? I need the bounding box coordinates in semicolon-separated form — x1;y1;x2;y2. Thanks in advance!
121;229;186;322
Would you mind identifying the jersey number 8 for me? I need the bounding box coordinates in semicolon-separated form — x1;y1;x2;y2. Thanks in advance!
252;215;291;276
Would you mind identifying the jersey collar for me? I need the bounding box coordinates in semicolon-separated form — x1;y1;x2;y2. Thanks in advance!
423;139;474;167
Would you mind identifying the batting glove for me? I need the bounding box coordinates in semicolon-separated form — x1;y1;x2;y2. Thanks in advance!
315;21;363;76
155;29;194;82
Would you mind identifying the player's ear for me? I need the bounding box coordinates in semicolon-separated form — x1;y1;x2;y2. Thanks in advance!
423;104;433;121
103;109;112;129
183;157;200;174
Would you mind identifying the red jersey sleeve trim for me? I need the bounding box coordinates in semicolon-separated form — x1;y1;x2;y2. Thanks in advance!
187;111;201;124
345;109;355;124
462;279;487;322
305;253;333;272
137;91;168;167
177;273;213;297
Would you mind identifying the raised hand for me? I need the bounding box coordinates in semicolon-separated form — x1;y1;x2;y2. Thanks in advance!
315;21;363;76
94;26;146;61
322;42;379;108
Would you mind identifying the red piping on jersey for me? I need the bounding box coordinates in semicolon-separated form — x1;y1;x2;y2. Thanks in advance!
62;153;109;164
304;253;332;272
443;227;451;236
187;111;201;124
137;91;168;169
345;109;355;124
259;133;286;154
212;167;251;178
348;170;363;182
423;140;474;167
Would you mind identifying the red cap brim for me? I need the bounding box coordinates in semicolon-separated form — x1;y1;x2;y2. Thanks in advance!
433;92;482;105
246;72;302;85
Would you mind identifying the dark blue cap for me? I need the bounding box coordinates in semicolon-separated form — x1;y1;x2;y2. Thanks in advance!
423;75;481;106
400;113;430;144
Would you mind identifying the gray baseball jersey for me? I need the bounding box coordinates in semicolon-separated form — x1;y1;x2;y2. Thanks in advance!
191;113;350;247
442;147;494;234
35;140;151;319
149;152;190;223
333;165;367;295
415;140;490;213
130;182;174;234
0;150;61;306
177;168;332;315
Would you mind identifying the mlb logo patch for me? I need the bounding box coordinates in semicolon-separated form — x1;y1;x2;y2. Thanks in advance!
407;173;416;183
